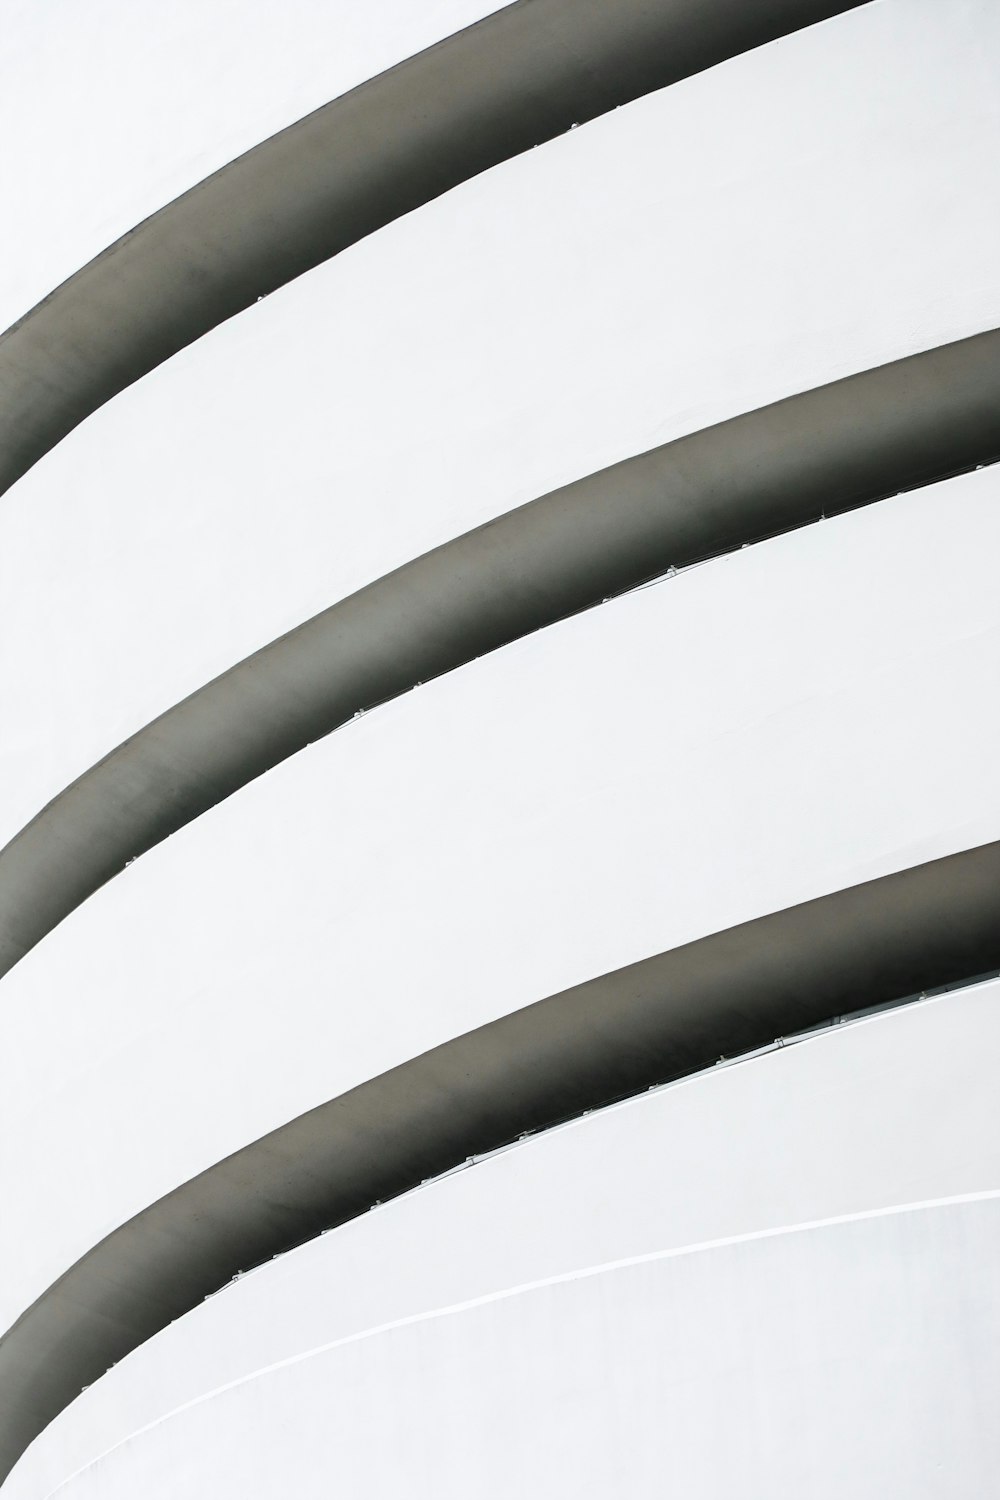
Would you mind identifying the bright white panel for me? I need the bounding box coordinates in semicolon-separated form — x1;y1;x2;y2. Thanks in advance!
0;0;511;332
7;988;1000;1499
2;0;999;846
1;471;999;1341
43;1200;996;1500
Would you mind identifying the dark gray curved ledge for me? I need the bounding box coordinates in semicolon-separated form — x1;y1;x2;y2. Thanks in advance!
1;329;999;982
0;0;866;499
2;840;999;1483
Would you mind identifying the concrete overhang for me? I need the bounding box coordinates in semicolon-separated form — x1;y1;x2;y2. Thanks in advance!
0;0;866;499
0;329;997;982
1;839;997;1483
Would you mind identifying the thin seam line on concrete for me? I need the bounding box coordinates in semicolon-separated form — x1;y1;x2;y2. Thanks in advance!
418;974;1000;1185
42;1186;1000;1500
2;839;999;1486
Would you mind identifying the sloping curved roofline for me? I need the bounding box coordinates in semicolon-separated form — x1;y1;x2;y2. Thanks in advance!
2;839;997;1483
0;0;865;499
1;329;997;981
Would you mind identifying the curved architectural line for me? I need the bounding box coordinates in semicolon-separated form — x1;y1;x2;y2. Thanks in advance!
0;0;866;500
1;329;999;982
2;839;998;1483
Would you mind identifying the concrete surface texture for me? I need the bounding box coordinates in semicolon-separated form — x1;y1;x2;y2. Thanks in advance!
1;0;998;1494
2;463;999;1333
2;0;998;851
2;331;997;984
0;0;514;331
7;986;1000;1498
0;0;860;498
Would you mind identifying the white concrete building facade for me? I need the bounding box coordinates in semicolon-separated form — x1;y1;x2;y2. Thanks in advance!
1;2;998;1495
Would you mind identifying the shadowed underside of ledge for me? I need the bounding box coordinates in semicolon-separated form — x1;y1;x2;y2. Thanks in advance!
0;0;866;500
0;328;998;982
2;839;998;1484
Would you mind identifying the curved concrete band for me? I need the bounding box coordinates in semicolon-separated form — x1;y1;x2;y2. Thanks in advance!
1;328;998;982
2;839;999;1484
0;0;865;500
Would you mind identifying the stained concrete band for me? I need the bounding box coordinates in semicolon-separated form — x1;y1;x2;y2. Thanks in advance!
2;839;998;1484
1;328;998;982
0;0;865;500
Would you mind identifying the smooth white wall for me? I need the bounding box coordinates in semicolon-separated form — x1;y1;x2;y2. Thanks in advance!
0;0;511;332
1;468;999;1342
7;985;999;1499
2;0;999;848
42;1198;994;1500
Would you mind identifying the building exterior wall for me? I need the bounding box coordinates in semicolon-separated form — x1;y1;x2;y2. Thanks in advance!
3;465;1000;1342
0;0;511;332
6;982;1000;1499
1;1;998;1494
3;0;1000;847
